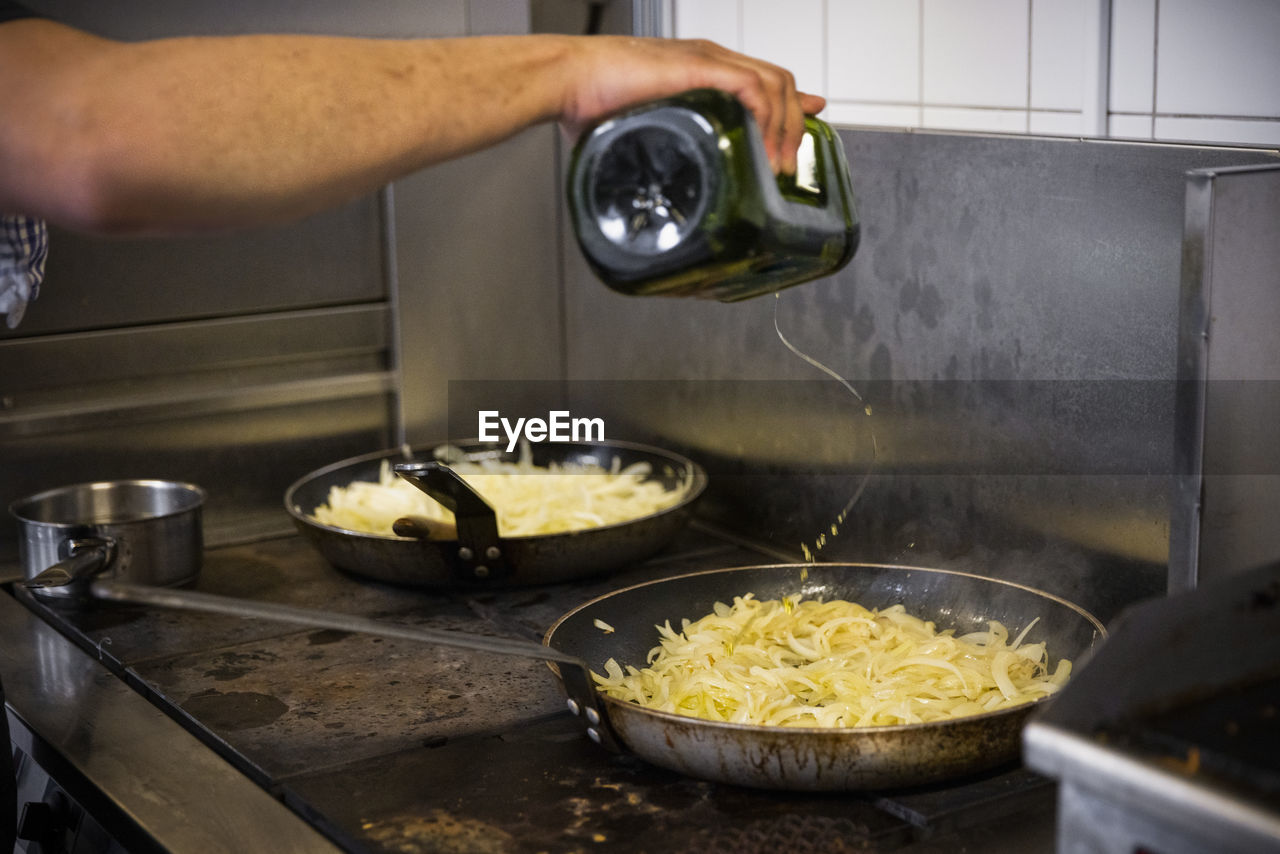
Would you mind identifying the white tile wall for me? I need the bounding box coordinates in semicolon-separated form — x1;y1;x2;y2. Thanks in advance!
826;0;919;104
672;0;740;48
1108;112;1154;139
824;102;920;128
923;105;1029;134
742;0;826;96
1030;0;1087;111
922;0;1029;109
670;0;1280;147
1156;0;1280;118
1109;0;1155;113
1029;109;1086;136
1155;116;1280;147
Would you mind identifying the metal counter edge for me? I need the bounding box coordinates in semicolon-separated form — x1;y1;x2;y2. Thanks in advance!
0;591;341;853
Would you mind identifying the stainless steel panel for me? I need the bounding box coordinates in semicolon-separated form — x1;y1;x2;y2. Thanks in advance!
11;199;384;337
469;0;532;34
0;304;391;402
1172;164;1280;589
0;594;341;854
632;0;669;37
23;0;469;38
392;126;565;442
28;0;527;39
533;0;637;34
1;307;397;561
5;0;492;338
1;389;394;554
360;0;565;444
559;129;1279;621
565;133;1278;381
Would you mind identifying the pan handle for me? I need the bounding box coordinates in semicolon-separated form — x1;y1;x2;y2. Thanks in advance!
24;536;118;592
86;579;623;752
392;461;511;584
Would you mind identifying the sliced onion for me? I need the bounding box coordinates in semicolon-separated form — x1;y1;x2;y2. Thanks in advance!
593;594;1073;728
312;444;685;537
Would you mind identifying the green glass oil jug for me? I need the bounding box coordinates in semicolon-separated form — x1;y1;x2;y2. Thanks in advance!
567;88;859;302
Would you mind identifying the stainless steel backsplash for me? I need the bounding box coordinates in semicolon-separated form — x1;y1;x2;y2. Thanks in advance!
550;130;1279;622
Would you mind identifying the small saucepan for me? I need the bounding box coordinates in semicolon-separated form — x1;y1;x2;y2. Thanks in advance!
11;480;205;599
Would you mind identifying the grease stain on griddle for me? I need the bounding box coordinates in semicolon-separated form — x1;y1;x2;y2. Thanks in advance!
202;648;281;681
514;591;550;609
363;810;513;854
182;689;289;731
307;628;351;645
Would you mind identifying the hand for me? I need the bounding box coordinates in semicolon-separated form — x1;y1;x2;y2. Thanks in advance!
558;36;826;176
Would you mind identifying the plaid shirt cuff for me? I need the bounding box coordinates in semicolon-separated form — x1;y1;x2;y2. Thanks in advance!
1;214;49;329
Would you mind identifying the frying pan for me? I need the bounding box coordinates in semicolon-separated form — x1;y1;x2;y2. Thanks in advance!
284;439;707;587
23;559;1103;791
546;562;1106;790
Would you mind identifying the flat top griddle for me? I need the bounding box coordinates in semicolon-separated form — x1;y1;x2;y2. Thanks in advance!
12;526;1059;853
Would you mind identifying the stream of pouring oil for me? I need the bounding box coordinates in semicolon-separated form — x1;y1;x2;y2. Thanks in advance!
773;293;878;562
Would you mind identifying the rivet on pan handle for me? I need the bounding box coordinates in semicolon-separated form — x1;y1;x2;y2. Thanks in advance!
556;660;622;753
392;461;511;583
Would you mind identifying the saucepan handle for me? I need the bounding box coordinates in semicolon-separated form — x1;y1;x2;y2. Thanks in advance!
24;536;118;591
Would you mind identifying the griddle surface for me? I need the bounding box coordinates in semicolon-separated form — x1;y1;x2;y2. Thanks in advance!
21;530;1056;852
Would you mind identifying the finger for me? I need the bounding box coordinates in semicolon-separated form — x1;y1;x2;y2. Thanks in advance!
800;92;827;115
724;64;794;174
755;64;796;174
778;80;808;176
674;40;792;172
768;72;798;174
777;92;827;176
749;63;806;175
569;37;814;175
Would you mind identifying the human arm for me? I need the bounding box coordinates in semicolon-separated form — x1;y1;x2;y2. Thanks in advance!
0;20;824;235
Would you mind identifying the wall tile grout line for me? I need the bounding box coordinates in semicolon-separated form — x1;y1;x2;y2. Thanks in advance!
1086;0;1112;137
918;0;926;128
1151;0;1161;132
828;0;833;104
1118;111;1280;123
834;100;1088;114
736;0;744;53
1026;0;1034;134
